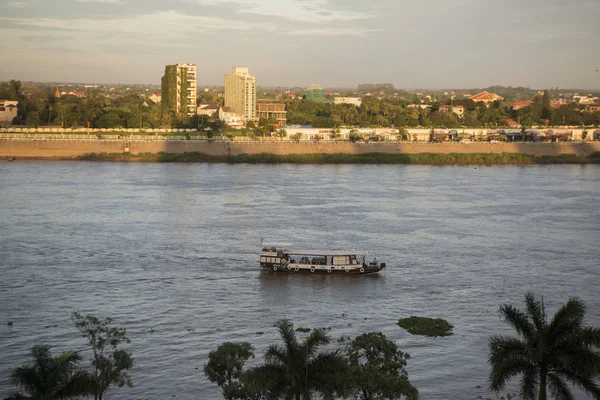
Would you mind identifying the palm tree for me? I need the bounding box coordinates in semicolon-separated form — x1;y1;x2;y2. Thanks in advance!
245;319;348;400
489;293;600;400
11;345;92;400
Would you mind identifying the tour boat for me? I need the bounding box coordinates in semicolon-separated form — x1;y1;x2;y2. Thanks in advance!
260;244;386;275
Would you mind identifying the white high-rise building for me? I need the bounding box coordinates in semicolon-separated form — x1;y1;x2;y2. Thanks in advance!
224;67;256;121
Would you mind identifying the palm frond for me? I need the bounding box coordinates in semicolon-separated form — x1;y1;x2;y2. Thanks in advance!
489;336;531;365
303;329;330;359
519;367;539;400
31;345;53;374
553;368;600;399
489;358;536;392
547;373;574;400
55;369;94;399
274;319;299;356
499;304;535;342
11;366;44;397
577;326;600;348
548;298;586;342
524;293;545;331
264;344;288;367
550;345;600;375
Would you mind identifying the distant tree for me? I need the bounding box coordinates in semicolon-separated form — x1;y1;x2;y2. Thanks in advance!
347;332;418;400
397;127;409;141
95;113;122;129
72;313;133;400
246;121;256;129
244;319;348;400
489;293;600;400
291;132;303;142
10;345;92;400
204;342;255;400
348;132;362;143
541;90;553;121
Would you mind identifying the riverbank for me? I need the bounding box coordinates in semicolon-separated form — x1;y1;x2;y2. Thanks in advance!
1;139;600;160
54;151;600;164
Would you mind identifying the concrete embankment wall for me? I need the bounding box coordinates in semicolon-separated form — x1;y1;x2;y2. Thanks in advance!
1;139;599;158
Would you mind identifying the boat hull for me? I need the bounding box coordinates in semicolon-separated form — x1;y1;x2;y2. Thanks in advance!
260;263;385;275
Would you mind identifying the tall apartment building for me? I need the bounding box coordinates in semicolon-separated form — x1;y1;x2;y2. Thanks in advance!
161;64;197;119
224;67;256;121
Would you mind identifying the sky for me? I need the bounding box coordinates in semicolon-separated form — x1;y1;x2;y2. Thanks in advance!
1;0;599;89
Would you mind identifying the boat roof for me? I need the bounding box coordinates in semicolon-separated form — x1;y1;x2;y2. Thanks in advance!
269;249;369;256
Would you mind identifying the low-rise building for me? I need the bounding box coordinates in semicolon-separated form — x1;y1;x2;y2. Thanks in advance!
0;100;18;126
197;102;220;116
453;105;465;118
334;97;362;107
257;103;287;126
511;101;531;110
148;93;162;104
61;91;85;98
470;91;503;105
438;105;464;118
407;104;431;110
220;107;245;129
586;104;600;112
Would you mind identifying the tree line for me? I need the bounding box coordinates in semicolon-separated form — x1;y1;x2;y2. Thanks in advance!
3;81;599;131
4;313;133;400
286;93;600;129
0;81;197;130
203;294;600;400
4;294;600;400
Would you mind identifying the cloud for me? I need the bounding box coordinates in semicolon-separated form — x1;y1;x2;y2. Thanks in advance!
76;0;122;3
284;27;377;37
2;10;274;37
186;0;370;23
6;1;29;7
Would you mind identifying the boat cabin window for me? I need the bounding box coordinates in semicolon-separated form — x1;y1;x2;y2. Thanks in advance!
332;256;350;265
299;256;310;264
311;256;327;265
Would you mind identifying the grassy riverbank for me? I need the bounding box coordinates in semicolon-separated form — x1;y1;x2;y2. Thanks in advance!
74;152;600;165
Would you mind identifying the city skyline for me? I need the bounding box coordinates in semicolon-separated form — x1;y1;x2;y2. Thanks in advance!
1;0;599;89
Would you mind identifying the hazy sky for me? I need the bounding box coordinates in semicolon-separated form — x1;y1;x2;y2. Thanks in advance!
1;0;599;89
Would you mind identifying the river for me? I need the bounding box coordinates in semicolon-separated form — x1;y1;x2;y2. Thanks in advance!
1;162;599;399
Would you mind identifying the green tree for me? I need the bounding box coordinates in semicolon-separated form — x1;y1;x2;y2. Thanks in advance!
72;313;133;400
204;342;255;400
245;319;348;400
348;131;362;143
347;333;418;400
10;345;92;400
488;293;600;400
277;128;287;139
291;132;303;142
541;90;553;121
95;113;122;129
